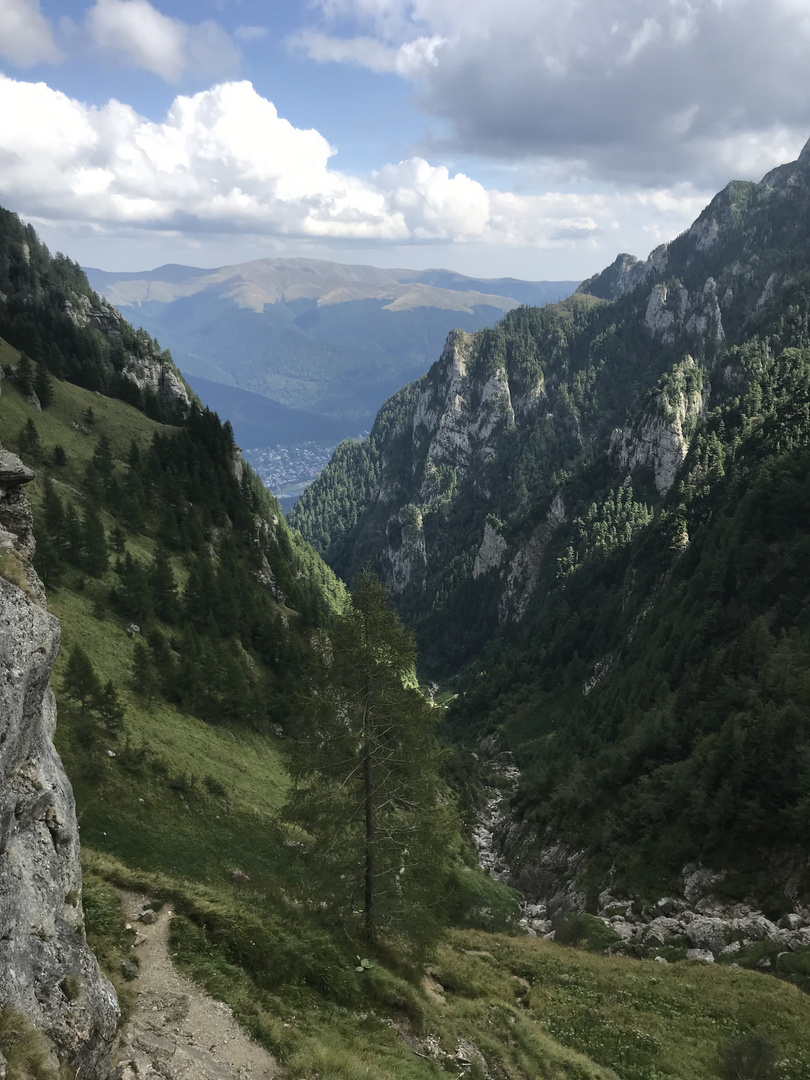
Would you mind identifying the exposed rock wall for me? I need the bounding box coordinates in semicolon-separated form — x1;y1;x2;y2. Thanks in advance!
64;294;190;409
612;356;709;494
0;448;119;1075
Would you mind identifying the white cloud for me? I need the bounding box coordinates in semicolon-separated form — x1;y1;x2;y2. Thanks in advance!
234;26;268;43
298;0;810;188
0;0;61;66
0;74;712;258
293;30;443;75
86;0;240;81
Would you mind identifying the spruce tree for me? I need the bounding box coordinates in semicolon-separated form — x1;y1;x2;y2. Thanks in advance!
42;477;65;546
17;418;41;460
284;571;454;954
64;503;83;565
97;679;125;734
15;354;33;396
34;361;53;408
132;641;159;704
82;506;109;576
151;546;178;623
63;646;102;713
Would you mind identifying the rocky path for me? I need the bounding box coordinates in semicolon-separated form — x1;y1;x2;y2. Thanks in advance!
111;892;277;1080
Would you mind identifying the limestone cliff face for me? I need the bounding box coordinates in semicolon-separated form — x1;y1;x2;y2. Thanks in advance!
611;356;709;495
411;330;515;484
0;448;119;1076
63;294;190;408
375;330;521;594
498;494;567;624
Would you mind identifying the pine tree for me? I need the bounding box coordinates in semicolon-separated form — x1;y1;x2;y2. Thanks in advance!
97;679;125;734
284;571;454;954
15;354;33;396
34;361;53;408
63;646;102;713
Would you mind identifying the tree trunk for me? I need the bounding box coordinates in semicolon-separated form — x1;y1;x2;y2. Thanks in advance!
363;687;376;946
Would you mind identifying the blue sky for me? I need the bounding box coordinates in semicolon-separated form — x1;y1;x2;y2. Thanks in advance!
1;0;808;279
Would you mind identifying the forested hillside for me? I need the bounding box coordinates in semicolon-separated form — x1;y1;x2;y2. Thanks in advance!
3;202;810;1080
292;139;810;909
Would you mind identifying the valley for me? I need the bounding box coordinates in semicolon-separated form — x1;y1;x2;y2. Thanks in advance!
87;260;577;506
2;133;810;1080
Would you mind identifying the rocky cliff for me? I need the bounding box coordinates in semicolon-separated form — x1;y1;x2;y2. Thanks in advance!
0;446;118;1076
62;293;190;409
294;137;810;658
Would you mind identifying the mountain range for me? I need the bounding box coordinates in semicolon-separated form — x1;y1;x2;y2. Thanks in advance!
292;136;810;916
85;259;578;440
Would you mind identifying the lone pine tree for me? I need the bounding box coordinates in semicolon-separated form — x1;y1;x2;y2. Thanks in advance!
285;571;454;955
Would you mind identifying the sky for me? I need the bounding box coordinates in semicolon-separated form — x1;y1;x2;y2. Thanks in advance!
0;0;808;280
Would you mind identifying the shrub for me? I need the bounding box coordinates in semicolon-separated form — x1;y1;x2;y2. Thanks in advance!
553;911;620;952
720;1033;777;1080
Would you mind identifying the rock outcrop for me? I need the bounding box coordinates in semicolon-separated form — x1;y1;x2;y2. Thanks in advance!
0;446;119;1075
63;294;190;409
612;355;709;494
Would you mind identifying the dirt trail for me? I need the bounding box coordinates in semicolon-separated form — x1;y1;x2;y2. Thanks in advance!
111;891;277;1080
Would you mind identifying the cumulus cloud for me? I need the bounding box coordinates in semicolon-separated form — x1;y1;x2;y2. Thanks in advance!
0;0;62;66
293;30;443;75
0;75;707;254
86;0;240;81
298;0;810;187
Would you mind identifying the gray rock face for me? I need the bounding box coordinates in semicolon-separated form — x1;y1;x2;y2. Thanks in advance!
473;520;507;579
63;294;190;409
0;448;119;1075
612;355;709;494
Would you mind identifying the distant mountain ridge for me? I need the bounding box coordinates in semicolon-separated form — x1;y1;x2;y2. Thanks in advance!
86;258;577;314
85;259;578;431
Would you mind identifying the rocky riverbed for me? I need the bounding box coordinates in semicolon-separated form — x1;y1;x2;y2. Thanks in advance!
472;738;810;968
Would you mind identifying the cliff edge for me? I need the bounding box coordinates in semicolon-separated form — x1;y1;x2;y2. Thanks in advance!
0;446;119;1077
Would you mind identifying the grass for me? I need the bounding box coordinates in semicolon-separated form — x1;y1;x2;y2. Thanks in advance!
0;549;33;594
4;349;810;1080
432;931;810;1080
1;343;166;481
0;1009;74;1080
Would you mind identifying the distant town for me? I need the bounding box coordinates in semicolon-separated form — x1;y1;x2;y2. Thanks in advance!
243;436;367;505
